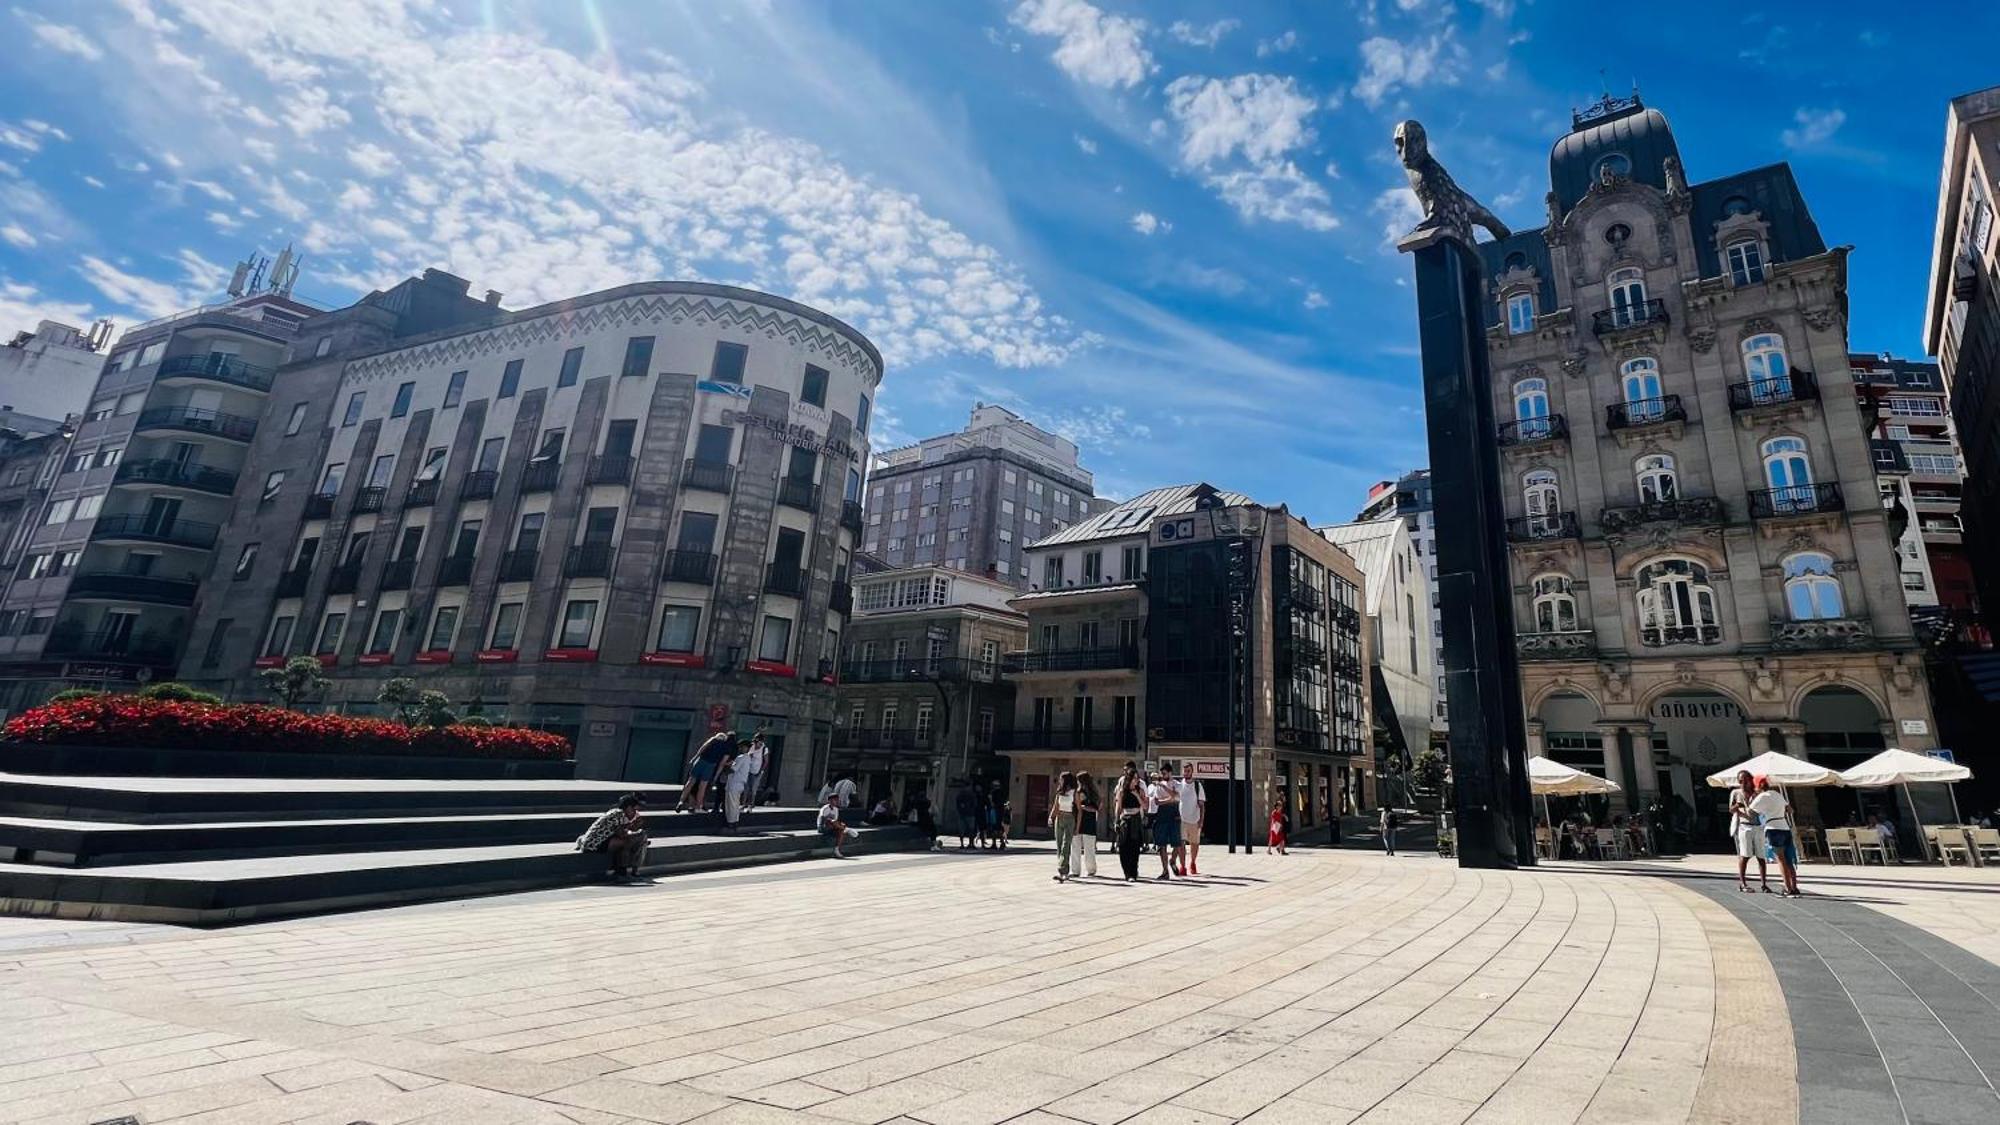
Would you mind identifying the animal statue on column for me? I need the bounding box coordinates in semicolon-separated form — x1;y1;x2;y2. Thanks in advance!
1395;120;1511;244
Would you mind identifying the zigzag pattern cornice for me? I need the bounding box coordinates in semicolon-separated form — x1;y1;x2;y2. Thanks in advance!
342;295;882;385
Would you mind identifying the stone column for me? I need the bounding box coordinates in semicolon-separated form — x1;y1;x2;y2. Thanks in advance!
1594;721;1632;811
1776;722;1807;758
1525;719;1546;758
1747;726;1772;756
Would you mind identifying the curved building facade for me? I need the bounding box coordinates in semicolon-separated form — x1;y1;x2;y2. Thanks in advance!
187;281;881;796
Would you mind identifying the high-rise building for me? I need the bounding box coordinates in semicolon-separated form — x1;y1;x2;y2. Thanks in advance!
1850;353;1969;626
1356;468;1446;741
0;318;112;426
1317;518;1435;784
186;280;881;797
1923;84;1999;628
1474;92;1936;841
862;404;1101;587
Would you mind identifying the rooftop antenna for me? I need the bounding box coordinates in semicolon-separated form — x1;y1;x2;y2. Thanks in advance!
269;243;300;297
226;258;250;298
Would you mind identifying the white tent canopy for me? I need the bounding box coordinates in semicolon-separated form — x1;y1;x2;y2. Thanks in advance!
1529;756;1622;796
1838;748;1972;788
1705;751;1844;789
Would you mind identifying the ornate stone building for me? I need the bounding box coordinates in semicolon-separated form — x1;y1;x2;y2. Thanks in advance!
1476;94;1935;841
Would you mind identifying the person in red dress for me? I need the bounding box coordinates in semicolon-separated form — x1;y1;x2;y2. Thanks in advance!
1267;799;1289;855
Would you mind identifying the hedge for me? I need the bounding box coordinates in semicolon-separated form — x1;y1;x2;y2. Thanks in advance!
3;696;572;761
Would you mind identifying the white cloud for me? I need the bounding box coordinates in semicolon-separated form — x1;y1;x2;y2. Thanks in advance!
1168;19;1238;48
81;174;104;188
1073;133;1098;156
1781;106;1846;150
1152;259;1245;296
1371;186;1426;245
349;142;396;177
1165;74;1317;167
77;256;203;318
0;279;100;335
20;12;104;60
1303;288;1327;309
0;224;35;249
1255;30;1297;57
1353;34;1447;108
1207;162;1339;232
1009;0;1153;90
22;120;69;142
205;209;240;231
0;124;39;153
1129;211;1166;236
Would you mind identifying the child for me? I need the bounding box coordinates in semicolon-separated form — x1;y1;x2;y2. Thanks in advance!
818;793;856;859
1268;799;1290;855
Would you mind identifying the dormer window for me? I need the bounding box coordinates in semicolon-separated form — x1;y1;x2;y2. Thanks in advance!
1726;238;1766;285
1506;292;1536;335
1594;153;1632;181
1722;195;1753;217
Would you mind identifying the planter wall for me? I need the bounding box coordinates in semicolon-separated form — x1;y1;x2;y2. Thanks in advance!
0;742;574;780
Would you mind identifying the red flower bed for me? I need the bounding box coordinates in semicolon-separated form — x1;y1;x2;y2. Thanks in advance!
3;696;571;761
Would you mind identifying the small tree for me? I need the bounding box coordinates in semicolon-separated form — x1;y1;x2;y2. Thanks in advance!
260;656;330;710
139;681;225;706
1412;746;1451;809
378;677;457;728
46;688;106;705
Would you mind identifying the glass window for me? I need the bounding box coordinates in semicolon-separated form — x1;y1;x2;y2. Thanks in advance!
477;437;505;472
1512;377;1551;437
43;497;74;525
367;609;401;654
1607;267;1647;326
757;614;792;663
342;392;365;427
74;493;102;520
801;364;829;407
284;402;309;436
1726;238;1765;285
416;447;448;481
558;346;585;388
710;341;748;384
261;470;286;502
1506;292;1535;335
368;454;396;488
427;605;459;651
1620;357;1663;417
1783;552;1844;620
657;605;701;652
1636;454;1677;503
620;337;654;379
315;611;346;654
1522;469;1559;532
319;462;345;496
856;394;870;433
234;543;259;580
1761;436;1814;510
314;335;333;358
264;615;295;656
1743;334;1791;399
1532;573;1577;633
1635;558;1720;646
498;358;523;398
489;602;524;650
390;382;414;418
558;600;598;649
443;370;467;408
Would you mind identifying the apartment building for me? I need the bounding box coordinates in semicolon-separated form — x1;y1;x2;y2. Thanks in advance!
1356;468;1447;743
1851;353;1968;625
1317;518;1435;785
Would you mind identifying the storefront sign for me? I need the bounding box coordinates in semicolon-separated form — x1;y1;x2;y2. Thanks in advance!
745;659;796;677
588;721;617;738
1926;748;1956;764
640;651;705;668
1900;719;1930;736
543;648;599;663
357;654;394;665
1650;699;1741;720
414;650;454;664
721;410;857;462
475;649;519;663
1184;758;1245;780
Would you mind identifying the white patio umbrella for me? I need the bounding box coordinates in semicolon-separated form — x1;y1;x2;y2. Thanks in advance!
1528;756;1621;832
1704;751;1844;789
1839;748;1974;862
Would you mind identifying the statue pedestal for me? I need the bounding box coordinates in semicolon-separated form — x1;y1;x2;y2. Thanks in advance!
1404;232;1534;870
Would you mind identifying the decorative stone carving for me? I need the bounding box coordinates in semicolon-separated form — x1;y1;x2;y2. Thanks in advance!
1673;662;1698;686
1750;660;1780;702
1600;496;1726;537
1598;664;1632;702
1515;362;1544;380
1394;120;1511;244
1545;190;1563;236
1741;316;1778;339
1769;618;1875;651
1518;632;1598;660
1663;155;1691;214
1560;349;1589;378
1802;306;1839;331
1687;327;1717;354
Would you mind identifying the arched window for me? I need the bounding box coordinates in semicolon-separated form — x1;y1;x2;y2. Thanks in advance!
1743;333;1791;401
1523;469;1560;535
1636;454;1677;504
1503;251;1528;271
1513;377;1551;438
1506;292;1536;335
1783;552;1844;620
1620;357;1663;421
1722;195;1753;217
1762;436;1815;512
1635;558;1720;646
1532;573;1579;633
1607;267;1647;326
1726;238;1765;285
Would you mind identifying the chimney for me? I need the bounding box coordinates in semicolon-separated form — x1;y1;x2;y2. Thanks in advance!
484;290;504;306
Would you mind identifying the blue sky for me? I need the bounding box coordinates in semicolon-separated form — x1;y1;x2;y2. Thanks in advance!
2;1;1995;523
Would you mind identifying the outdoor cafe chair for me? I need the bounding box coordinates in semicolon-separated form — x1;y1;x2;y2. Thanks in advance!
1925;826;1973;866
1854;830;1888;866
1533;825;1555;860
1825;827;1858;865
1971;827;2000;867
1593;827;1624;860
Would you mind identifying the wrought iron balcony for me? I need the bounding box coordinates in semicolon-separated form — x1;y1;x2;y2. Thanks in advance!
1002;646;1141;673
1769;617;1875;651
1599;495;1724;534
1497;416;1568;447
351;486;386;514
1605;395;1686;431
67;572;198;606
831;728;936;752
1639;624;1723;647
302;492;335;519
565;542;614;578
840;500;864;533
155;353;275;392
498;549;539;582
459;470;498;500
275;567;310;598
1591;298;1669;336
839;657;999;684
437;553;476;586
660;549;717;585
326;560;363;594
135;406;258;442
1727;369;1819;412
829;581;853;615
777;477;821;512
682;458;734;494
763;563;809;598
404;478;440;508
114;458;239;496
1517;631;1598;660
88;515;218;550
519;459;561;493
1748;483;1843;520
587;455;633;486
379;558;416;591
1504;512;1581;542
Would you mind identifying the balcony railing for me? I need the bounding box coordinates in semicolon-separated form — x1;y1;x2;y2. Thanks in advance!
1605;395;1686;431
1748;483;1844;520
437;554;476;586
1517;631;1599;660
682;458;734;494
135;406;258;442
587;455;633;486
275;567;310;598
1591;298;1668;336
326;560;363;595
1497;416;1568;447
764;564;809;598
660;550;717;585
1727;369;1820;412
43;628;178;664
994;728;1140;752
1769;617;1876;651
839;657;1000;684
777;477;821;512
67;572;199;606
565;542;614;578
520;459;561;493
1639;624;1723;647
379;558;416;591
352;486;387;514
499;549;539;582
832;728;936;752
404;478;440;508
829;581;853;615
302;492;335;519
88;515;218;550
114;459;239;496
155;353;276;392
840;500;864;533
1600;495;1724;534
459;470;498;500
1002;646;1142;673
1504;512;1581;542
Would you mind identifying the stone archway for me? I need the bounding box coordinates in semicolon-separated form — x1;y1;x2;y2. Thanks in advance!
1799;686;1890;830
1647;689;1751;847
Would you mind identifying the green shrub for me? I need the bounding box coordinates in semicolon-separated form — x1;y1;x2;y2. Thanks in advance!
457;715;494;728
46;688;105;705
138;682;224;706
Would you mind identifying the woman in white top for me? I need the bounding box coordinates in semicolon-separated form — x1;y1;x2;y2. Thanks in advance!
1728;770;1769;893
1049;772;1079;882
1748;779;1802;897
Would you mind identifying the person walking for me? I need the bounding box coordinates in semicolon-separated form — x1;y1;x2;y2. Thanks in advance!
678;730;734;812
1729;770;1769;892
1073;771;1101;878
954;780;981;850
1050;772;1078;882
576;793;648;879
736;730;769;811
1148;769;1181;879
1268;798;1289;855
1176;762;1206;876
1379;804;1398;856
1115;764;1146;881
1749;778;1802;897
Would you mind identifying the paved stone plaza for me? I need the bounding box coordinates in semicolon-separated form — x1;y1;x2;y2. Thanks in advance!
1;848;1996;1125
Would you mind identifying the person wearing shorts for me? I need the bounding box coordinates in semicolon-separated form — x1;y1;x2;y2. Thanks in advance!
1728;770;1769;893
1147;772;1181;879
1749;779;1801;897
677;731;734;812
